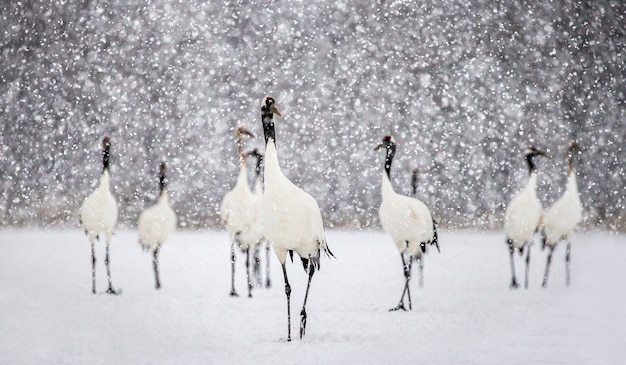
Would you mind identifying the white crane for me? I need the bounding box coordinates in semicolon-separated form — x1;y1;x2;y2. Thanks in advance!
246;148;271;288
504;146;546;289
220;126;257;298
541;141;582;287
375;136;439;311
79;136;119;295
258;96;333;341
138;162;177;290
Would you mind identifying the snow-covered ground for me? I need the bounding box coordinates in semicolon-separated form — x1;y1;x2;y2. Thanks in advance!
1;229;624;364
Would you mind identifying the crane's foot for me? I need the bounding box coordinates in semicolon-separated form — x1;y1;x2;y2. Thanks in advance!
509;280;519;290
266;279;271;288
229;290;239;297
389;302;407;312
299;309;307;339
106;287;121;295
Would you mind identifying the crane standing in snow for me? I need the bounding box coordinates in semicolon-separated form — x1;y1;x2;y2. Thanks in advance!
504;146;547;289
79;136;119;295
376;136;439;311
138;162;177;290
246;148;272;288
220;126;257;298
541;141;582;288
258;96;333;341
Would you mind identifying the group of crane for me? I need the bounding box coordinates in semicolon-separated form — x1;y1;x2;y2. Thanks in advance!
79;96;582;342
504;142;583;290
79;137;177;293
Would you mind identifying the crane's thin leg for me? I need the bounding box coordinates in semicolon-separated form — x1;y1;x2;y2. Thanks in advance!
281;263;292;342
90;236;96;294
153;245;161;290
542;246;554;288
508;240;519;289
390;253;410;311
418;256;424;288
230;240;238;297
565;242;571;286
300;262;316;339
246;248;252;298
105;239;119;295
265;243;272;288
406;257;413;310
253;247;261;287
524;244;531;289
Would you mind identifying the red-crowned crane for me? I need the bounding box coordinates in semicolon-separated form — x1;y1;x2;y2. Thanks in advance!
258;96;333;341
138;162;177;289
541;141;582;287
246;148;271;288
504;146;547;289
376;136;439;311
79;136;119;295
220;126;256;298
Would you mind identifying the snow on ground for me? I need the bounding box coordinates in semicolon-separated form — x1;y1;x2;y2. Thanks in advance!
0;229;625;364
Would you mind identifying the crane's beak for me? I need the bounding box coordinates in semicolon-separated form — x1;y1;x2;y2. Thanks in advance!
270;104;282;117
374;143;383;151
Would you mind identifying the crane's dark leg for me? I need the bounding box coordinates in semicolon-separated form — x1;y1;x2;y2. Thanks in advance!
406;257;413;310
253;246;261;287
508;239;519;289
153;245;161;290
565;242;571;286
542;245;554;288
281;263;292;341
390;253;411;311
246;248;252;298
524;244;531;289
229;240;238;297
90;236;96;294
300;262;316;339
418;256;424;288
104;238;119;295
265;243;272;288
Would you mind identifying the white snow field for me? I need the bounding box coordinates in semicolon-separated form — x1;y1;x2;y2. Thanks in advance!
1;229;624;364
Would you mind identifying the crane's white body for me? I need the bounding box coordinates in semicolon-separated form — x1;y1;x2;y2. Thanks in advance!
542;170;582;247
504;173;543;248
138;190;177;250
379;171;435;257
80;170;118;240
220;164;258;251
260;141;327;264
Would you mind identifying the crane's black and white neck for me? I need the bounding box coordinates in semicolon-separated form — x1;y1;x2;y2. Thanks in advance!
102;136;111;173
524;146;546;175
261;96;282;146
375;135;396;178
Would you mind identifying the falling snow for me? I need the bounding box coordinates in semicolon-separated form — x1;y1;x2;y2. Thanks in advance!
0;1;624;231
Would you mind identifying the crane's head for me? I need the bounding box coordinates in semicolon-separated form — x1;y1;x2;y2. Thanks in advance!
261;96;282;118
235;126;254;139
374;135;396;151
568;140;580;153
524;146;546;158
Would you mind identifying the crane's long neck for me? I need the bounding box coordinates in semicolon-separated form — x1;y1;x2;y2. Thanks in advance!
384;144;396;179
567;149;575;175
262;113;276;147
159;168;166;195
102;143;110;173
254;155;263;179
236;133;246;166
525;154;537;175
